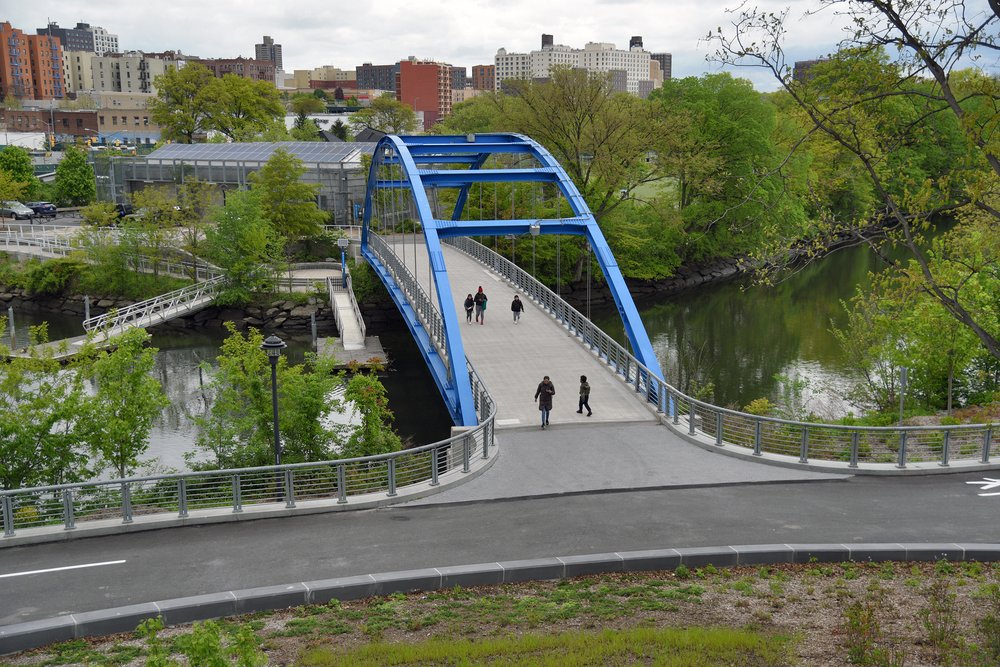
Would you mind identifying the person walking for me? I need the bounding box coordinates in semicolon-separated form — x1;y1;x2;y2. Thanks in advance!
474;286;488;325
463;293;474;324
511;294;524;324
534;375;555;428
577;375;592;416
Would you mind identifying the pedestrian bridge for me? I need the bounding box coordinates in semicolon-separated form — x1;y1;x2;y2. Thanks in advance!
361;134;665;427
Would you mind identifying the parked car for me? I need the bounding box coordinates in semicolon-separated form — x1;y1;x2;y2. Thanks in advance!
26;201;57;218
0;201;35;220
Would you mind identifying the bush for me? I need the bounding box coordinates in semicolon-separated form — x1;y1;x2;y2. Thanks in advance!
24;258;84;295
743;398;775;416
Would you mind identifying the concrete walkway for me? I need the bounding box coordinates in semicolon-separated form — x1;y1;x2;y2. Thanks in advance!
392;238;656;429
408;422;847;505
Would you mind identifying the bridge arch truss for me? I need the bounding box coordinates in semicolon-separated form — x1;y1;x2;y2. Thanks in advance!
361;133;662;426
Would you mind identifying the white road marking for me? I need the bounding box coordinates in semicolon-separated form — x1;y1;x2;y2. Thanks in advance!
967;478;1000;496
0;559;126;579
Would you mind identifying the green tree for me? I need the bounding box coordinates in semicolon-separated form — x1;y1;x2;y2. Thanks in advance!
193;323;346;468
433;94;510;135
349;93;418;134
342;371;403;458
148;63;216;143
250;148;327;237
2;94;21;110
129;187;180;278
205;189;284;305
711;1;1000;361
80;328;169;478
176;178;216;249
203;75;285;142
290;118;321;141
0;169;28;202
329;119;349;141
53;145;96;206
0;322;91;489
0;145;39;199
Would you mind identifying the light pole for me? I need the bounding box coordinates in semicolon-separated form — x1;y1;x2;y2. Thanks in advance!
260;334;286;466
337;237;350;288
530;222;541;277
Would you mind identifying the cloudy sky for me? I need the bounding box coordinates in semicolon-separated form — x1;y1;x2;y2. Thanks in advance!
6;0;997;91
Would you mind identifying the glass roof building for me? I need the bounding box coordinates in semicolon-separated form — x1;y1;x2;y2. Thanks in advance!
94;142;377;226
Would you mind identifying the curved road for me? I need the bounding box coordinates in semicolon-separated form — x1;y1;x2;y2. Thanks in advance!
1;443;997;626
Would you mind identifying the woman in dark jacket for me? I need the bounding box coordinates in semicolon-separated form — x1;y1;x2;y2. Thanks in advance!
463;294;474;323
534;376;555;428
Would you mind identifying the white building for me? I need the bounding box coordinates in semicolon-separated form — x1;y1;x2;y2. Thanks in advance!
495;34;661;96
90;25;119;56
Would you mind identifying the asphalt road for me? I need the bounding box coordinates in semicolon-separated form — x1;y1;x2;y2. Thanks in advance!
2;470;998;626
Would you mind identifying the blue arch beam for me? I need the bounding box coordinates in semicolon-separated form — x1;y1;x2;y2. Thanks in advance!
361;133;664;427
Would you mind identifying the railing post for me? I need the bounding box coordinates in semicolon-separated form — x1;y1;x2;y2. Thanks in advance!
285;470;296;508
982;427;993;464
753;420;763;456
121;483;133;524
688;401;697;435
178;479;188;517
387;459;397;497
62;489;75;530
672;391;680;425
482;425;490;459
799;427;810;463
849;432;860;468
896;431;908;469
430;447;440;486
463;435;471;473
940;430;951;467
337;464;348;504
232;474;242;513
2;495;14;536
715;412;724;446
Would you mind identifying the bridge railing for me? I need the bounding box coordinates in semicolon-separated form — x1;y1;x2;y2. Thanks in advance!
368;232;448;369
327;268;367;343
446;236;997;469
83;276;224;333
0;358;495;539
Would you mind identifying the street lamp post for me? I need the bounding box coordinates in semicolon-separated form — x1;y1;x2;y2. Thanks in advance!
260;334;286;466
337;237;350;288
530;223;541;277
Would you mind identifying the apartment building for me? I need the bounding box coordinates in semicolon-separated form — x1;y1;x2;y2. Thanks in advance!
0;22;65;100
396;58;452;130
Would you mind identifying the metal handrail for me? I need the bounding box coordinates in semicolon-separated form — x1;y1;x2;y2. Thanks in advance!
82;276;223;332
445;236;998;469
369;232;448;370
326;270;367;343
1;356;495;538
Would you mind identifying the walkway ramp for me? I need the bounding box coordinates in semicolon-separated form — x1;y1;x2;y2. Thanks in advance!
394;238;656;429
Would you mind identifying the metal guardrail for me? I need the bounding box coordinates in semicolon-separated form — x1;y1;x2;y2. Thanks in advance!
0;358;495;538
369;232;448;371
82;276;223;333
326;269;367;344
445;236;999;469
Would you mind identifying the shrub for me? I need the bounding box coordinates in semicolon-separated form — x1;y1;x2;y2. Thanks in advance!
24;258;84;296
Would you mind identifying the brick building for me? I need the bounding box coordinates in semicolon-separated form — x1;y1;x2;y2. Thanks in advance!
471;64;495;91
396;58;452;130
196;57;276;82
0;22;65;100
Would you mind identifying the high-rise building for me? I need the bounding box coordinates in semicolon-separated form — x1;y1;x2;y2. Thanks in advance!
89;52;170;94
451;66;467;90
89;25;119;56
0;22;65;100
36;22;93;52
495;33;660;96
650;53;672;80
471;64;495;91
255;35;283;71
396;58;452;130
356;62;398;92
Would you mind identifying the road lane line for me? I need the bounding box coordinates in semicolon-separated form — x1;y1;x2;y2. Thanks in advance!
0;559;126;579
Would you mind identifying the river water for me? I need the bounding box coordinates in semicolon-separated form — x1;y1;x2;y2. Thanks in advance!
4;242;881;471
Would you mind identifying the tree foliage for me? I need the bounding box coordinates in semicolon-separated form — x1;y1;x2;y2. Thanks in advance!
250;148;327;237
205;189;284;305
710;0;1000;362
0;145;39;200
54;145;96;206
148;63;217;143
349;93;418;134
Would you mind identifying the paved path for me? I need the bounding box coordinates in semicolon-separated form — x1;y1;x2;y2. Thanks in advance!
409;423;845;504
392;238;655;429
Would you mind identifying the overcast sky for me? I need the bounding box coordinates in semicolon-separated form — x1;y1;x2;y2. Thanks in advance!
6;0;998;91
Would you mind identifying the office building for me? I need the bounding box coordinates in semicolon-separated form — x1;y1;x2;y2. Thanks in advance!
255;36;283;71
650;52;672;81
356;62;398;93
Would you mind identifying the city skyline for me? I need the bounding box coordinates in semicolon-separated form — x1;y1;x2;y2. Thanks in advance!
6;0;864;91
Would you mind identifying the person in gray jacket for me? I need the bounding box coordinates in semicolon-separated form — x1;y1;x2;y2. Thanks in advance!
534;376;555;428
577;375;592;416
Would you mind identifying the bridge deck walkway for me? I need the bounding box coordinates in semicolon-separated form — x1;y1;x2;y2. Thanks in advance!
396;238;656;429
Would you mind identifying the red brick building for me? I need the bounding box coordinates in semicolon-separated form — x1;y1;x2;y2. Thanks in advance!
471;64;495;91
0;22;65;100
195;57;276;83
396;59;452;130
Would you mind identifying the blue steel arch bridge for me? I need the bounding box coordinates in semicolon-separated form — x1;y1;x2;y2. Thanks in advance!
360;133;664;426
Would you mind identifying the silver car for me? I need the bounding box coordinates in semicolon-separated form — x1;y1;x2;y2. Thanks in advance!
0;201;35;220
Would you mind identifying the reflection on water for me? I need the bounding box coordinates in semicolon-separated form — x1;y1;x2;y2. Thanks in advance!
2;309;453;472
594;244;890;416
